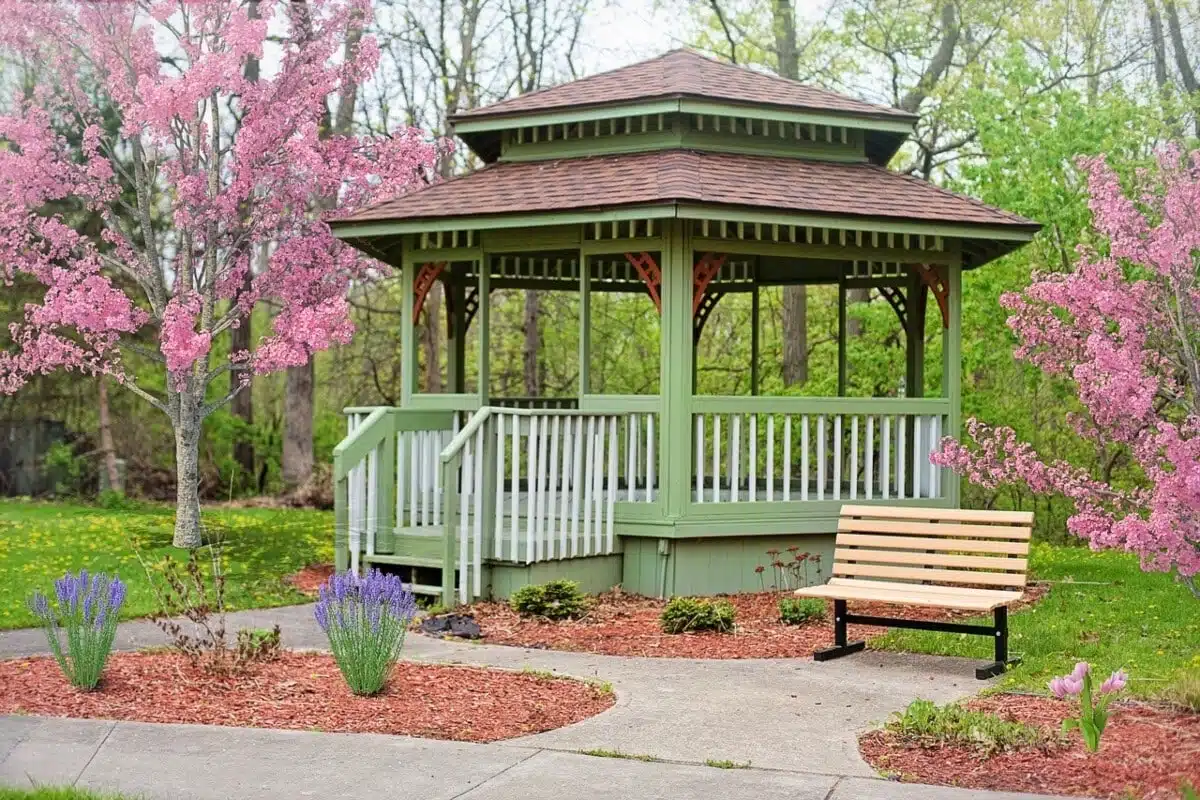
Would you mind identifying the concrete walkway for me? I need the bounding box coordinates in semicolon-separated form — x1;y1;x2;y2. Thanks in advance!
0;605;1077;799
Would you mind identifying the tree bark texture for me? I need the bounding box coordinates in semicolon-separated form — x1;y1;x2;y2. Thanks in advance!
523;290;542;396
230;265;255;483
422;282;443;393
98;376;121;493
282;361;314;490
173;391;204;548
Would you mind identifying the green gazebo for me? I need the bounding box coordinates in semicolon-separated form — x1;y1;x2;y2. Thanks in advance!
329;49;1038;606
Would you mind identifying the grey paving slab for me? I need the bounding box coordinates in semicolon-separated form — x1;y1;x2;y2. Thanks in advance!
832;777;1087;800
457;749;839;800
70;719;529;800
0;716;114;789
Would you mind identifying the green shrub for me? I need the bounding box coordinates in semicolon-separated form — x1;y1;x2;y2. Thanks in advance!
887;699;1051;757
659;597;736;634
779;597;825;625
509;580;588;620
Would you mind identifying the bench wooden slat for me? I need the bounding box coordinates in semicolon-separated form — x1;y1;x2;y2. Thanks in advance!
826;577;1023;600
838;518;1031;540
834;548;1027;572
834;561;1027;587
836;533;1030;555
839;504;1033;526
795;580;1020;611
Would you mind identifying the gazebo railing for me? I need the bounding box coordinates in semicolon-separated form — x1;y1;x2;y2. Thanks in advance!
690;397;951;505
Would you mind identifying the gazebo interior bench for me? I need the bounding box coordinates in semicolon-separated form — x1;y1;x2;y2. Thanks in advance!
795;504;1034;679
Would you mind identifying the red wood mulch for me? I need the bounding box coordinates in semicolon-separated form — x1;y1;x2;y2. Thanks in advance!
860;694;1200;799
286;563;335;596
456;585;1048;659
0;652;613;743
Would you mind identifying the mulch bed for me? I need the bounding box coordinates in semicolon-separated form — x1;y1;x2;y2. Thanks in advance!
0;652;613;743
860;694;1200;799
286;563;335;596
454;585;1048;659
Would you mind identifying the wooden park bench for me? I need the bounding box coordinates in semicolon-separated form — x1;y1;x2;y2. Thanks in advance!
795;504;1033;679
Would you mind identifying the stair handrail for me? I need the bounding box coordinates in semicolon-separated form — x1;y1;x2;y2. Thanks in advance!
332;406;391;481
440;405;619;465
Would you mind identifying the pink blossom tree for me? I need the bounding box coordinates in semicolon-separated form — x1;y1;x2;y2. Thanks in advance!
935;149;1200;596
0;0;441;546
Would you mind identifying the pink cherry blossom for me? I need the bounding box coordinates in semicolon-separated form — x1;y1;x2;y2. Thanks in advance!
0;0;443;546
934;150;1200;595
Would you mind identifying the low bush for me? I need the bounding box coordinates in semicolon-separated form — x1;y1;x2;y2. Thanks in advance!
887;699;1050;757
315;569;417;695
1157;669;1200;713
778;597;825;625
509;580;588;620
236;626;282;663
28;570;127;690
659;597;736;634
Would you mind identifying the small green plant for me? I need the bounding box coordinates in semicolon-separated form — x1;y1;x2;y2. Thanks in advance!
509;579;588;620
1181;780;1198;800
42;441;89;498
1157;669;1200;713
704;759;751;769
778;597;825;625
235;626;281;663
1049;661;1127;752
659;596;735;634
578;749;660;762
28;570;127;690
888;699;1049;757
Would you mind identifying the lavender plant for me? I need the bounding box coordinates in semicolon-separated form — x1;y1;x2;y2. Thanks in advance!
314;569;417;696
28;570;127;690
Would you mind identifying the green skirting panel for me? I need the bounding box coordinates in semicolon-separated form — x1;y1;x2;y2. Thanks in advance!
489;554;624;599
623;534;836;597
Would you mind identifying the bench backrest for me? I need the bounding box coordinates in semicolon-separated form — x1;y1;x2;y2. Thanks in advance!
834;505;1033;590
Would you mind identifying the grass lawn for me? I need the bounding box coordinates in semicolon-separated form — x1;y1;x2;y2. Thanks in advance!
873;543;1200;700
0;498;332;630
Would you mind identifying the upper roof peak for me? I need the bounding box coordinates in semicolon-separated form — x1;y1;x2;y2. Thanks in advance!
450;48;916;124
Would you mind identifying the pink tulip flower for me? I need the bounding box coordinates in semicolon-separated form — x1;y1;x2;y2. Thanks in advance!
1099;669;1127;694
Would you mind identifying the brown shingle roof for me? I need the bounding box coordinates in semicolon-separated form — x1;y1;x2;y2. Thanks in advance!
337;150;1037;231
451;49;915;124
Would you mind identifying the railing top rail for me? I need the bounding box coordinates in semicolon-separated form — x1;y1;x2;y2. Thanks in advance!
691;395;952;414
332;407;389;480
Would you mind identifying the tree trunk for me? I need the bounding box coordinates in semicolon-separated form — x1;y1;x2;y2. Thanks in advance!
230;262;255;485
781;286;808;386
421;283;443;393
173;394;204;548
523;290;541;396
773;0;808;388
98;376;120;493
846;287;871;337
282;361;314;489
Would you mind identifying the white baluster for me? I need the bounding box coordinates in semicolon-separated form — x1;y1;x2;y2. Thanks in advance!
882;416;891;500
833;415;842;501
547;415;561;559
646;414;655;503
527;415;540;563
897;415;907;500
817;415;826;501
766;416;775;502
493;415;505;559
582;416;596;555
432;430;441;527
712;415;721;503
570;415;584;557
866;416;874;500
801;415;810;501
748;414;757;502
606;416;618;554
558;416;573;557
783;416;792;501
396;432;406;529
459;437;472;604
591;417;606;554
931;415;941;498
850;416;859;500
420;432;432;527
409;430;419;527
912;415;922;500
366;443;378;556
510;415;520;562
473;425;485;595
731;414;741;503
696;414;705;503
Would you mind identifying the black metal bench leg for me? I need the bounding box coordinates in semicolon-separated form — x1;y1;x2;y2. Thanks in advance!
975;606;1021;679
813;599;866;662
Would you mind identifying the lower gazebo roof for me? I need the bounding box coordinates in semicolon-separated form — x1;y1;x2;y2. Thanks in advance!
334;149;1039;268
